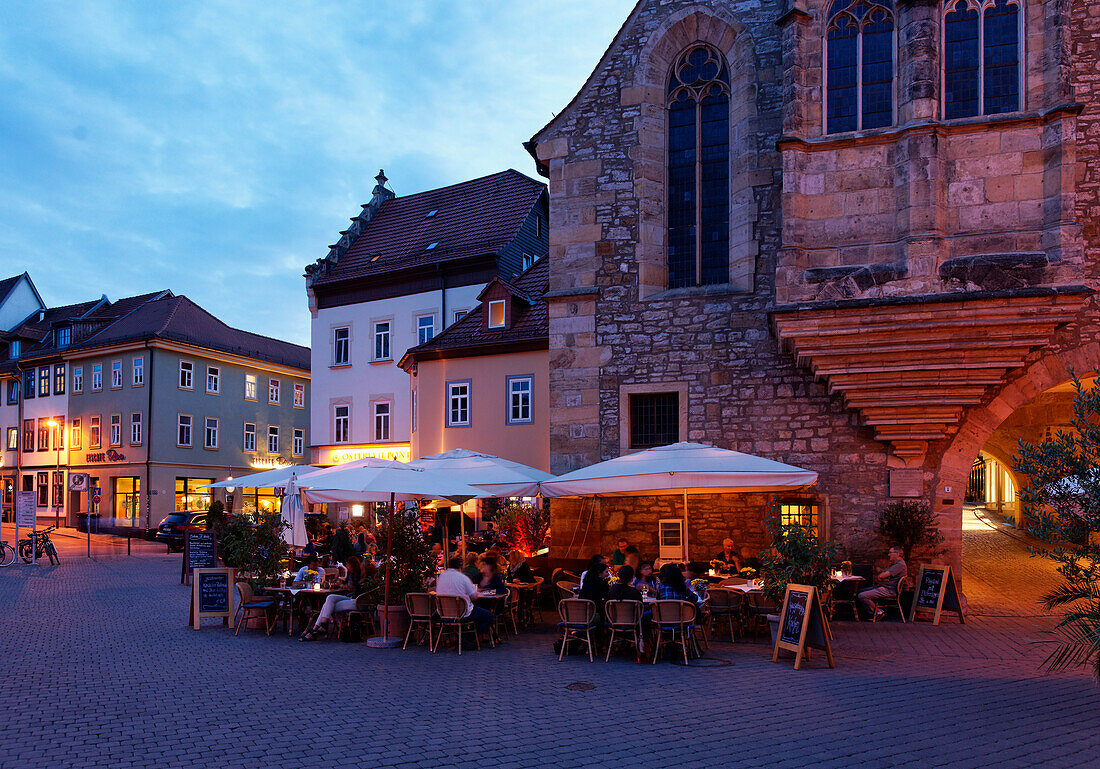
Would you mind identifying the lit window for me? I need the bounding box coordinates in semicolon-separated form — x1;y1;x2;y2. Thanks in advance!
333;326;350;365
89;416;101;449
37;418;49;450
72;367;83;394
111;360;123;389
293;428;304;457
417;315;435;345
52;417;64;450
53;364;65;395
334;405;350;444
206;366;220;394
91;364;102;392
488;301;506;329
507;376;533;424
7;427;17;451
447;381;471;427
132;357;144;386
781;502;821;537
825;0;895;134
373;321;391;360
944;0;1021;119
204;417;219;449
293;383;305;408
22;420;33;451
374;402;391;442
179;360;193;390
38;367;49;397
267;425;279;453
178;415;193;447
268;378;280;404
244;374;257;401
243;423;256;452
110;414;122;447
130;413;142;445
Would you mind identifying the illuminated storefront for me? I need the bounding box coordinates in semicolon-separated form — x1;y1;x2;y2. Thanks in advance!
312;443;410;467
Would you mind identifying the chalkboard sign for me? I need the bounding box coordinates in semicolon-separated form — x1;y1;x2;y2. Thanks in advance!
187;531;218;569
190;567;235;629
909;564;965;625
772;583;835;670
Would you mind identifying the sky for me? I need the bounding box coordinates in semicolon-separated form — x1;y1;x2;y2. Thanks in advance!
0;1;635;346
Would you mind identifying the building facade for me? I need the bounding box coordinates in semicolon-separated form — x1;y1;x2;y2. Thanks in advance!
305;169;548;466
524;0;1100;572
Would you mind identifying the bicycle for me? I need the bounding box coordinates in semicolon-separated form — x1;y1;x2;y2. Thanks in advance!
19;526;60;565
0;539;15;567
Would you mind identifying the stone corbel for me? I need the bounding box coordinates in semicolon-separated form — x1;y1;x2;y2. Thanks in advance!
888;440;928;498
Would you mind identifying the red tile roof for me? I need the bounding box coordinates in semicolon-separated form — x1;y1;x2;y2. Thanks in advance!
312;169;546;286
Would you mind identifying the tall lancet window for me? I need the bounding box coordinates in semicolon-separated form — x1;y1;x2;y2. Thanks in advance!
944;0;1021;119
825;0;896;134
667;44;730;289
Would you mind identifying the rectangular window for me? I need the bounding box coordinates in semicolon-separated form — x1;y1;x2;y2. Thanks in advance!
175;477;213;513
23;369;34;399
53;364;65;395
91;364;103;391
113;476;141;521
243;422;256;452
206;366;220;394
780;502;821;537
244;374;257;401
89;416;101;449
373;321;391;361
488;300;506;329
629;393;679;449
38;367;49;397
447;381;471;427
22;420;33;452
453;309;467;324
507;375;534;424
53;417;64;450
7;427;18;450
37;471;48;507
267;425;279;453
179;360;193;390
71;418;81;450
521;253;533;271
374;402;391;442
268;378;280;404
132;357;144;386
57;327;70;347
293;383;305;409
333;327;350;365
293;428;304;457
334;405;350;444
72;367;83;394
204;417;219;449
178;414;192;447
111;360;123;389
417;315;435;345
130;413;142;446
9;340;19;359
6;380;18;405
37;418;49;451
109;414;121;447
411;389;417;433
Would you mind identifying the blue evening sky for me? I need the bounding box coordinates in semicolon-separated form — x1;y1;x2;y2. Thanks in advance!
0;1;634;346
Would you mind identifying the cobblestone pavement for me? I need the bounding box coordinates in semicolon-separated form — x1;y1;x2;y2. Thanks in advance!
0;535;1098;769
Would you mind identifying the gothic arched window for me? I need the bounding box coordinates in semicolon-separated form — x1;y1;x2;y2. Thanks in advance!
825;0;896;134
944;0;1022;119
667;44;730;289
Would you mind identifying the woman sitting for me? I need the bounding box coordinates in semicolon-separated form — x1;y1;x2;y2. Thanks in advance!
476;558;508;595
463;551;482;584
506;550;536;584
657;563;699;605
344;555;363;593
608;565;642;602
299;592;358;642
633;561;658;594
578;557;610;617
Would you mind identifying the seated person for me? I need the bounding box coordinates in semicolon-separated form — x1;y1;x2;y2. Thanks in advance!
633;561;658;594
578;558;610;618
430;543;444;568
506;550;536;584
623;550;641;573
739;546;763;572
299;591;358;641
858;546;908;620
344;555;363;593
713;538;741;572
295;556;322;584
463;552;482;584
683;562;709;603
476;558;508;596
578;553;608;588
610;538;631;567
657;563;699;605
436;556;494;633
608;565;642;602
302;540;318;558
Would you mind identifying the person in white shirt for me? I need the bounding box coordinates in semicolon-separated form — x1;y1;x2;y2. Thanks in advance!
435;557;493;632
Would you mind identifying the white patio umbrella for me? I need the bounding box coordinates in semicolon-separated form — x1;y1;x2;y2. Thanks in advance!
280;475;309;549
299;461;480;647
539;442;818;561
203;465;314;490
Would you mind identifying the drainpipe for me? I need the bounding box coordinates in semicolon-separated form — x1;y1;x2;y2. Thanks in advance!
439;265;447;329
144;343;154;530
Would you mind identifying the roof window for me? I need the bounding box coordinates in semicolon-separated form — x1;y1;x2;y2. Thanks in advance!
426;242;439;251
425;209;438;219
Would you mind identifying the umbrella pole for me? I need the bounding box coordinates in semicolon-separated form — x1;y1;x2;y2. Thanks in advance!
683;489;690;564
368;491;401;648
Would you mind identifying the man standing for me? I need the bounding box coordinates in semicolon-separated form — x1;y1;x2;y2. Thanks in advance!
858;546;908;620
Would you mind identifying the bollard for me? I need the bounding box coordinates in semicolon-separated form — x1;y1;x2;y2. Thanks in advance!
127;535;131;556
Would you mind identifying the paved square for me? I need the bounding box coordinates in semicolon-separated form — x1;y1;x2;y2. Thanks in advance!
0;533;1097;769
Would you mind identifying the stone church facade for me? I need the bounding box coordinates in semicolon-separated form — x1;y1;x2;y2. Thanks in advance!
525;0;1100;572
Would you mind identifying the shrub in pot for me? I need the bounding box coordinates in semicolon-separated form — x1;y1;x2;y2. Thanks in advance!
362;507;436;639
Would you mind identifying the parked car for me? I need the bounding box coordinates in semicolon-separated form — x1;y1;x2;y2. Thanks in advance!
155;511;208;551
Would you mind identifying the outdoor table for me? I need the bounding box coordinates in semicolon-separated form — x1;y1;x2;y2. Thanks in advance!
505;581;539;626
825;575;864;622
264;585;345;635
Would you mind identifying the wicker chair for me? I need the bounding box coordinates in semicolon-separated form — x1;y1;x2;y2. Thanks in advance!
604;600;644;662
498;589;520;637
707;587;742;642
433;594;480;655
403;592;434;650
557;599;598;662
233;582;275;636
651;600;697;664
556;580;580;603
873;576;910;623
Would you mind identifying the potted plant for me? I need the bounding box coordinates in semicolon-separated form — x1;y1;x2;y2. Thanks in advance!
362;507;436;640
875;500;944;564
759;501;839;645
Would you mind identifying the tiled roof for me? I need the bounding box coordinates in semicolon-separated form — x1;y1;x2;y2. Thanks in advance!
0;274;22;303
76;294;310;371
0;298;106;375
401;256;549;365
311;169;545;287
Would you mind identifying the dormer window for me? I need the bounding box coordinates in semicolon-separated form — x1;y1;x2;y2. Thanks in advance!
8;340;18;360
56;327;70;347
488;300;506;329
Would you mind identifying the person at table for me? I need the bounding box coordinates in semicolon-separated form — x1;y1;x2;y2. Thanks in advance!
506;550;536;584
610;539;631;567
436;556;494;634
858;546;908;620
462;552;481;584
739;546;763;572
298;590;359;641
476;558;508;596
608;565;642;602
634;561;658;595
683;562;709;603
579;553;608;588
713;539;741;572
295;556;323;584
430;542;444;568
578;557;610;619
657;563;698;605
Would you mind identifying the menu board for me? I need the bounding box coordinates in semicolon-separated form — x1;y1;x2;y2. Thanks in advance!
15;490;36;529
914;567;945;611
190;567;235;629
772;583;835;670
187;531;218;570
909;564;965;625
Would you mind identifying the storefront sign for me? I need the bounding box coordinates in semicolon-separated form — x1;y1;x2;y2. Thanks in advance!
249;456;294;470
314;443;411;466
85;449;126;463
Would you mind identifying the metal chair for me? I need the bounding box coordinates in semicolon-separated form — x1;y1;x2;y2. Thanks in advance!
873;576;910;623
707;587;741;642
433;594;480;655
233;582;274;636
746;593;778;642
651;600;697;664
403;592;434;650
604;600;644;662
557;599;597;662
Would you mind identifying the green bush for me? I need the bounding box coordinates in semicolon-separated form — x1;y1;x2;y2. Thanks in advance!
219;511;288;590
760;498;839;603
362;506;435;606
876;500;944;563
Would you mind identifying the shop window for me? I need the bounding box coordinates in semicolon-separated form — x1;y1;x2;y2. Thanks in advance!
293;428;304;457
629;393;679;449
206;366;220;394
130;413;142;446
204;417;219;449
175;477;212;512
244;374;257;401
2;477;12;507
132;357;144;386
53;363;65;395
179;360;193;390
417;315;435;345
110;414;122;447
89;416;101;449
780;502;821;536
111;360;123;389
944;0;1021;119
240;486;280;516
667;44;730;289
293;383;305;409
334;405;350;443
91;364;102;391
243;422;256;452
333;326;350;366
114;476;141;522
72;367;83;394
374;402;391;442
447;381;471;427
38;367;49;397
373;321;391;361
506;376;533;425
825;0;895;134
178;414;193;447
267;425;279;453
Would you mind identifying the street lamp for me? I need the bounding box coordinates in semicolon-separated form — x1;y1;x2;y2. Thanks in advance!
45;419;60;529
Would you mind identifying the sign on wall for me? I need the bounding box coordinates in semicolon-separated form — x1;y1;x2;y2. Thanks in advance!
315;443;411;466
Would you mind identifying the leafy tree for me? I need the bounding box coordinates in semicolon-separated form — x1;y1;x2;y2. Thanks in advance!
876;500;945;563
760;498;839;603
362;506;435;606
1014;375;1100;680
492;499;550;556
219;511;288;590
205;499;229;538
